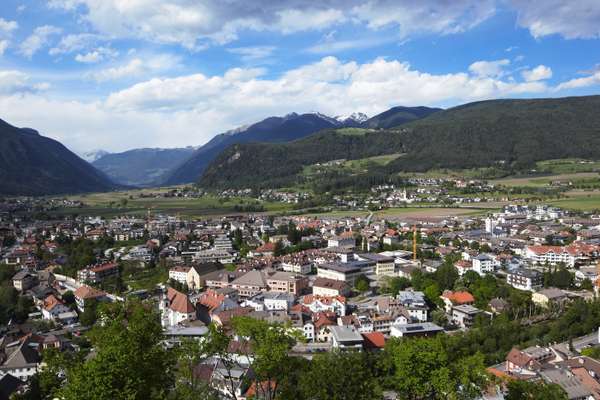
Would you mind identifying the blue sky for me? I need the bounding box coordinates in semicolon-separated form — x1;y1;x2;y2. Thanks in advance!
0;0;600;153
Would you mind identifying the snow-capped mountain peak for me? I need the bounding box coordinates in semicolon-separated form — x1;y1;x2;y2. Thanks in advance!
335;112;369;124
80;149;110;163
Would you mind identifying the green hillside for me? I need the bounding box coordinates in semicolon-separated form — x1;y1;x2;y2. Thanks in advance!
199;95;600;190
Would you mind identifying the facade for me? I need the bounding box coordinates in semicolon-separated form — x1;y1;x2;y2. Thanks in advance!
281;261;312;275
317;262;367;284
12;271;36;292
451;304;482;329
266;271;307;296
168;265;191;284
74;285;108;312
160;287;196;328
312;277;351;297
77;262;119;284
507;268;543;291
390;322;444;338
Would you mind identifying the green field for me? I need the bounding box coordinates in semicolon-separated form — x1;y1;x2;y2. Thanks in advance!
491;172;600;188
52;190;293;218
536;158;600;174
544;191;600;211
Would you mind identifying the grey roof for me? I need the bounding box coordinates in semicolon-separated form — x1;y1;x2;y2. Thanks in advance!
330;325;364;343
391;322;444;335
452;304;481;314
539;368;594;399
232;270;268;288
535;288;566;299
1;342;40;369
319;262;368;273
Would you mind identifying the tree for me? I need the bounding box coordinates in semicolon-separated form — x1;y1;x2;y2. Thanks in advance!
79;298;98;326
231;317;297;400
435;264;459;291
299;351;382;400
355;275;370;293
273;240;285;257
386;336;488;400
382;276;411;296
505;380;567;400
58;301;175;400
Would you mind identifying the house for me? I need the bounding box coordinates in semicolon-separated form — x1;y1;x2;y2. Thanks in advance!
390;322;444;338
160;287;196;328
168;266;191;284
231;270;268;297
472;254;497;275
0;340;41;381
451;304;482;329
532;288;568;308
312;277;351;297
397;291;429;322
453;260;473;276
329;326;364;350
12;271;36;292
77;262;119;284
280;260;312;275
40;295;71;321
317;262;368;285
361;332;386;351
242;292;295;312
524;243;600;268
186;263;223;290
301;295;346;316
327;233;355;248
505;346;553;376
266;271;307;296
74;285;107;312
507;268;543;291
249;242;276;257
489;298;509;314
440;290;475;314
358;254;395;277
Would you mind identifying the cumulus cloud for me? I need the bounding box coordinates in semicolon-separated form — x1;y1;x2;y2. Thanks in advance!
511;0;600;39
0;18;18;35
75;47;119;63
0;40;8;56
521;65;552;82
0;70;48;94
19;25;62;58
468;59;510;78
86;53;181;81
49;33;104;55
556;71;600;91
48;0;496;49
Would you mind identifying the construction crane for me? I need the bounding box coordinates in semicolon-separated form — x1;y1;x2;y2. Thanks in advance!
413;225;417;261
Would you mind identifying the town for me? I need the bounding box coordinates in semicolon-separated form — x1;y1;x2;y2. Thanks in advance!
1;194;600;399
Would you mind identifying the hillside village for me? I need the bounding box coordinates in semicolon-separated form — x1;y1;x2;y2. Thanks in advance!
1;197;600;398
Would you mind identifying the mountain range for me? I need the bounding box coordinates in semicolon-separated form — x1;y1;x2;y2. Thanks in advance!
0;119;117;196
92;147;196;187
198;95;600;189
4;96;600;195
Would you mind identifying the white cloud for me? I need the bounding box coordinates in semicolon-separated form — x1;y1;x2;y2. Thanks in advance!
49;33;104;55
511;0;600;39
48;0;496;49
19;25;62;58
0;70;48;94
521;65;552;82
0;40;8;56
75;47;119;63
556;71;600;91
227;46;276;63
0;18;18;35
87;54;180;81
468;59;510;78
306;37;389;54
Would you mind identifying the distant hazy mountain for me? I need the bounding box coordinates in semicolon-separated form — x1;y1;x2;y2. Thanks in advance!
92;147;196;187
0;119;117;195
80;149;110;163
164;112;354;185
362;106;442;129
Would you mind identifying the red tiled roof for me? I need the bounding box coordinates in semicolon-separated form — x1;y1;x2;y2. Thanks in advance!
74;285;106;300
166;287;195;314
362;332;386;349
441;290;474;304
